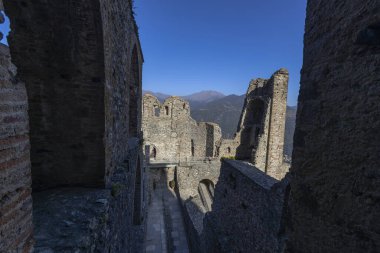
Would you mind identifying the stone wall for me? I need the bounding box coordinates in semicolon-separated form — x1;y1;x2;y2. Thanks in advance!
203;160;288;253
0;0;146;252
220;69;289;180
32;143;145;253
142;95;221;162
176;162;221;253
3;0;143;190
0;44;33;253
176;161;221;201
143;70;288;180
100;0;144;187
286;1;380;252
4;0;107;190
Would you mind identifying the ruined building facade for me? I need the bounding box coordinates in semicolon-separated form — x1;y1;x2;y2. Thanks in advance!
142;95;222;162
219;69;289;180
1;0;379;252
0;0;146;252
143;69;289;180
179;1;380;252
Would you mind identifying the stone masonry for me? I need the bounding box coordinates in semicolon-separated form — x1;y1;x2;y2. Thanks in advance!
0;0;147;252
143;69;289;180
143;95;222;162
0;43;33;253
285;1;380;252
219;69;289;180
2;0;379;253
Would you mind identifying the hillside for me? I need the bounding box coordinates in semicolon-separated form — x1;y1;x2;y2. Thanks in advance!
190;95;245;139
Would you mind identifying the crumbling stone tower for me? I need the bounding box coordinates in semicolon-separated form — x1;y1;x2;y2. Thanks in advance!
222;69;289;179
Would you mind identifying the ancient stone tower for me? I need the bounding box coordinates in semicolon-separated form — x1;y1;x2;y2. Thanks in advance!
218;69;289;179
237;69;288;176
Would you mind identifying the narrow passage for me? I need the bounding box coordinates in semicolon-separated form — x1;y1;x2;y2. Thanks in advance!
144;171;189;253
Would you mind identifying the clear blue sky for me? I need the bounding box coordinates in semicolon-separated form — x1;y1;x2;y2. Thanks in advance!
134;0;307;105
0;12;10;45
1;1;307;106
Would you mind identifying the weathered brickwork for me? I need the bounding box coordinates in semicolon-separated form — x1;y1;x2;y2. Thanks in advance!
0;0;146;252
286;1;380;252
0;44;33;253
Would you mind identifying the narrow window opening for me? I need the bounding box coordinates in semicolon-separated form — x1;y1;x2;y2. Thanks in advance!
151;147;157;160
165;106;169;116
154;106;160;117
198;179;215;212
191;139;195;157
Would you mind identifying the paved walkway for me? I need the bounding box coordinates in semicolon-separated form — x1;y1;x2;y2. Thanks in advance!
144;172;189;253
144;179;167;253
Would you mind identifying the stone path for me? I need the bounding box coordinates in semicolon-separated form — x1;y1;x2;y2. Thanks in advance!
144;172;189;253
163;185;189;253
144;180;167;253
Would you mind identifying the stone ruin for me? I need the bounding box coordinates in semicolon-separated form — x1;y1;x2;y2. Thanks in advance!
0;0;379;252
218;68;289;180
142;95;222;162
0;0;146;252
143;68;289;180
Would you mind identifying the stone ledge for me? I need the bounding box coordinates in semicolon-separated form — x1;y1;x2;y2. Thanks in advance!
223;159;278;190
33;188;111;253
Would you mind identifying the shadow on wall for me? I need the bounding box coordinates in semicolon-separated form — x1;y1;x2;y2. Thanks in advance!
177;160;289;253
235;95;267;161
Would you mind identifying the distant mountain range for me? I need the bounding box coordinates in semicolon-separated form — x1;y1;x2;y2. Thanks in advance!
143;90;297;157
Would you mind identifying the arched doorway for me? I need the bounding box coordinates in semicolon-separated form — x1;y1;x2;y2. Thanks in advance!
198;179;215;212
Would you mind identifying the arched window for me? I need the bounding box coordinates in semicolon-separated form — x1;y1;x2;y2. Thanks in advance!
154;105;160;117
227;147;231;154
198;179;215;212
129;46;139;137
151;147;157;160
245;99;265;126
191;139;195;157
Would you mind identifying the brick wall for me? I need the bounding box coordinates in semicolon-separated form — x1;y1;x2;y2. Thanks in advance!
0;44;33;253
